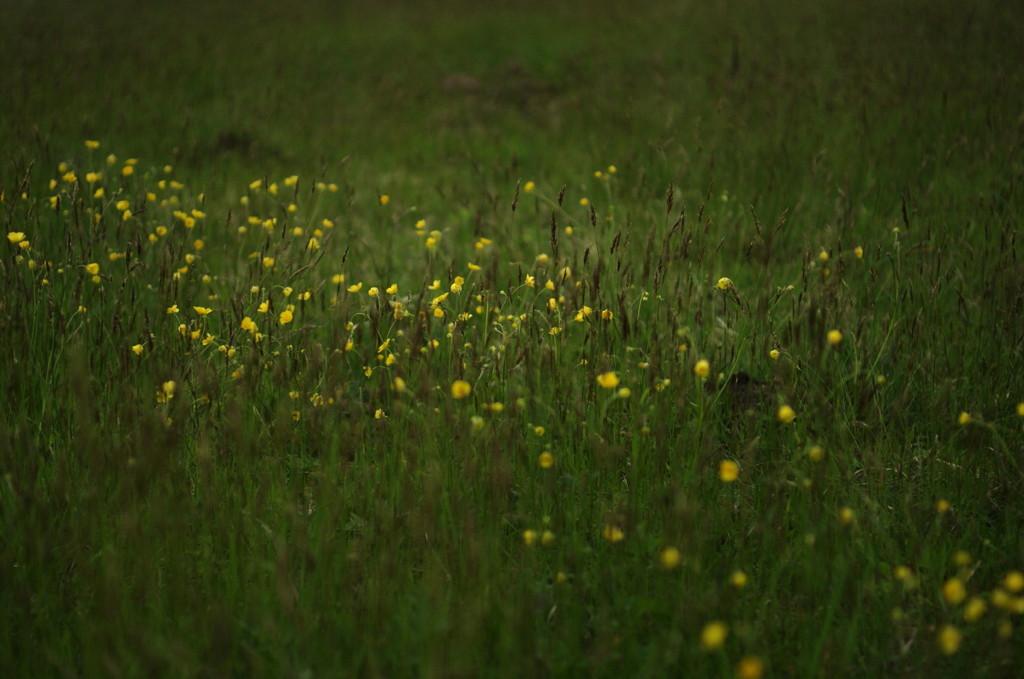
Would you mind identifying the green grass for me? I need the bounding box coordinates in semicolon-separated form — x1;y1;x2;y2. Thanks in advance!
2;0;1023;676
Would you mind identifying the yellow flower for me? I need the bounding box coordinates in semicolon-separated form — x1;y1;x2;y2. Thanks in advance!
162;381;176;398
602;524;625;543
533;426;545;436
279;309;294;325
736;656;764;679
538;452;554;469
957;411;971;426
85;262;100;275
193;306;212;316
601;309;614;320
700;621;728;651
837;506;855;525
451;380;472;400
769;349;780;360
522;529;538;546
617;387;631;399
827;329;843;346
719;460;739;482
717;277;733;290
893;566;917;588
693;359;710;379
241;316;257;333
596;372;620;389
541;530;555;546
777;405;796;423
7;232;25;244
386;283;398;295
807;445;825;462
166;304;179;314
660;547;681;570
579;197;589;206
523;181;535;193
393;377;407;392
1016;402;1024;416
854;246;864;259
935;498;951;513
262;256;275;269
379;194;390;205
730;570;748;588
1004;571;1024;593
943;577;967;605
964;597;987;623
937;625;962;655
131;344;144;355
84;139;100;149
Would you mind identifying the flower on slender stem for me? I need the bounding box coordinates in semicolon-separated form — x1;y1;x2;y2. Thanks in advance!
700;621;728;651
451;380;472;400
719;460;739;482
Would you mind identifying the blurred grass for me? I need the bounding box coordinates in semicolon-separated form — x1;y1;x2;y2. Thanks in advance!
1;0;1023;677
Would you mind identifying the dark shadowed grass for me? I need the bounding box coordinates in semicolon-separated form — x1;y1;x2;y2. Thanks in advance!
1;0;1023;676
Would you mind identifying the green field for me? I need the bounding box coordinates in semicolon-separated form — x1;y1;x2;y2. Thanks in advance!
2;0;1023;676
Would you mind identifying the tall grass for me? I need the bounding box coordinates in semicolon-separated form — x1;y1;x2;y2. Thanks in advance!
1;0;1022;676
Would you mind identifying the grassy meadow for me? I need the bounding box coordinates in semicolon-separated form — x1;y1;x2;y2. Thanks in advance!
2;0;1024;676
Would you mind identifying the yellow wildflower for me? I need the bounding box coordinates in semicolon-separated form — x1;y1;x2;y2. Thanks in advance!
451;380;472;400
937;625;962;655
602;524;625;543
737;656;764;679
700;621;728;651
943;577;967;605
660;547;681;570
